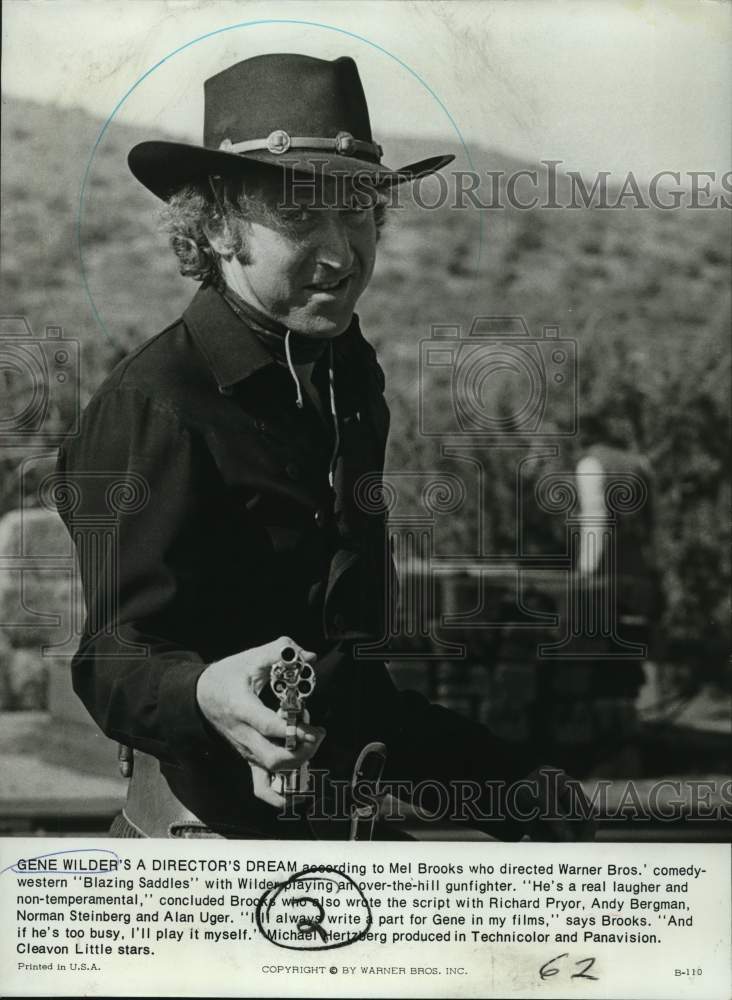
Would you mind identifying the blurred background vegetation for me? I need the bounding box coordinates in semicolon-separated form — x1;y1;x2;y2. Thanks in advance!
1;95;730;702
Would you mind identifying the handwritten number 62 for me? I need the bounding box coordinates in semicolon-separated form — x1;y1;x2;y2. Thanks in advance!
540;953;598;981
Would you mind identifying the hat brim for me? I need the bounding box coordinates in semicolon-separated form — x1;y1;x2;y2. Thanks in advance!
128;140;455;201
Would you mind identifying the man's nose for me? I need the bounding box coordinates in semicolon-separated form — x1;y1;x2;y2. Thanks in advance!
314;212;355;271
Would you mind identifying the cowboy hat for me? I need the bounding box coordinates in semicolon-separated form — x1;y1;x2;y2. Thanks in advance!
128;53;454;200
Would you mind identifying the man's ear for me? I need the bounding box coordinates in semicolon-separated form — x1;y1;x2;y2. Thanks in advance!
202;219;231;256
202;216;252;267
203;175;235;256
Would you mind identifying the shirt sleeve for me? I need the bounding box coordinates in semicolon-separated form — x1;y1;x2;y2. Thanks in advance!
55;385;225;767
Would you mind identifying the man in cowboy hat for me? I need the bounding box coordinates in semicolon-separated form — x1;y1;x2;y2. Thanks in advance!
56;53;592;840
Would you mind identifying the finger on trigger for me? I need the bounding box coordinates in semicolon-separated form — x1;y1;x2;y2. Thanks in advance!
295;724;326;745
243;696;289;740
265;740;321;772
243;729;294;772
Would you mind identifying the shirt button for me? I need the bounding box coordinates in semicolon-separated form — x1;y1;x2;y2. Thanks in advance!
286;462;299;480
218;385;233;397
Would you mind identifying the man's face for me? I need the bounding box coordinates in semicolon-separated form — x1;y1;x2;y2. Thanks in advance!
218;171;379;338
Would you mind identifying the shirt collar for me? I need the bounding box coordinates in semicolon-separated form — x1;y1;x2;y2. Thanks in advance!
183;282;363;391
183;282;277;390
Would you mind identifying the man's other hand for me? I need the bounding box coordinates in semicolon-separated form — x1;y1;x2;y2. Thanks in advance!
196;636;326;807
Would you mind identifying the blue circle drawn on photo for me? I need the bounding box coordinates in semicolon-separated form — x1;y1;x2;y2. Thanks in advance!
77;18;481;345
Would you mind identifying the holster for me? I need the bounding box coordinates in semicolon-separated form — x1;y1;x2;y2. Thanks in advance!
120;749;223;838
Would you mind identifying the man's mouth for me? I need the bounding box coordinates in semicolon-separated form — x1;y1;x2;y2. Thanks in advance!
306;274;354;293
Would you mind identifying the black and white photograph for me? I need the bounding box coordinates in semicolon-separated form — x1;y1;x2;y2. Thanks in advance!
0;2;730;996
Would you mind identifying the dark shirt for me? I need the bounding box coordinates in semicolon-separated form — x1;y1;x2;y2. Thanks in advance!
55;283;534;836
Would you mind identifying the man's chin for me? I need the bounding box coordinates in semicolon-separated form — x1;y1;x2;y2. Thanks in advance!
289;308;355;339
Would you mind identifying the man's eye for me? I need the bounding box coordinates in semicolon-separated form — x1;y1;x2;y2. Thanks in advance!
278;207;314;224
276;205;371;226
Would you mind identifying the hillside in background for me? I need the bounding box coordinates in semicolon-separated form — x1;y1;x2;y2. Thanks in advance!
1;96;730;677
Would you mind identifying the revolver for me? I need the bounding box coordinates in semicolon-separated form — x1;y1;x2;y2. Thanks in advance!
269;644;316;796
